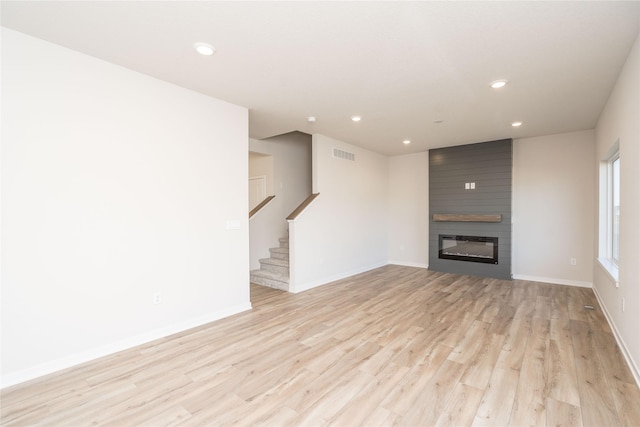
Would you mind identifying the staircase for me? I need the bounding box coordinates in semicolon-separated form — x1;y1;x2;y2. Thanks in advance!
250;237;289;291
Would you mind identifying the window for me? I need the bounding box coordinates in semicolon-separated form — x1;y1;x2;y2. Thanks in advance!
611;154;620;263
598;142;620;284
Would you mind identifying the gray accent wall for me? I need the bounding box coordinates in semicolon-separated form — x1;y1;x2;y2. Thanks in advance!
429;139;513;279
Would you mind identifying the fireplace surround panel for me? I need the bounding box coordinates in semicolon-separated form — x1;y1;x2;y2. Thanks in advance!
428;139;512;280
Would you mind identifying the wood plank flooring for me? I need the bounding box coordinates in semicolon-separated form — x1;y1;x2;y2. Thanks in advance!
2;265;639;426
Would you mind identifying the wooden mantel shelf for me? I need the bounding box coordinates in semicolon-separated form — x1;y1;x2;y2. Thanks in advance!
433;213;502;223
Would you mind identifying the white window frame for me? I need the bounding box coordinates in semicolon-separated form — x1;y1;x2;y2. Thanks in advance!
598;141;620;285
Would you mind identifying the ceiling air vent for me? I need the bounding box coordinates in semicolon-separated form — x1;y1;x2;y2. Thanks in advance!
333;148;355;161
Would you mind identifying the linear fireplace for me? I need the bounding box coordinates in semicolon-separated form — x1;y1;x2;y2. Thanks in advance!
438;235;498;264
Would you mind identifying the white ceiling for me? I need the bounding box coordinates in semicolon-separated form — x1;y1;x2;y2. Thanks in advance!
2;1;639;155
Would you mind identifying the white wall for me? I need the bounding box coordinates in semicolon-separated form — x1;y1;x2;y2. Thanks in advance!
388;152;429;268
512;130;596;287
1;29;250;387
289;134;388;292
594;33;640;382
248;132;311;270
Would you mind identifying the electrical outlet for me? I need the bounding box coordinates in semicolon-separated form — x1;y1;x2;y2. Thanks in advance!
622;298;625;313
153;292;162;305
570;258;577;266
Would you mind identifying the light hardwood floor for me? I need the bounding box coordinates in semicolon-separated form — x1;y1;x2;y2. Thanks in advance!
2;265;639;426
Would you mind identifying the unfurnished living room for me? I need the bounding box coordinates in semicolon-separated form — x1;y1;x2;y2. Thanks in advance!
1;1;639;426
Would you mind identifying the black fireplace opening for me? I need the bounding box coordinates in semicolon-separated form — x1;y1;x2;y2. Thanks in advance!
438;235;498;264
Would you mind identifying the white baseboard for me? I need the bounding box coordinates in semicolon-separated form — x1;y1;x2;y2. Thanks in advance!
512;274;592;288
388;261;429;269
592;287;640;388
0;302;252;390
291;261;388;293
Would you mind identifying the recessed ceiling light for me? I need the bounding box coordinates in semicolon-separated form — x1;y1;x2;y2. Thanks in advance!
194;42;216;56
351;116;362;122
511;121;523;127
307;116;317;123
403;140;411;145
490;80;508;89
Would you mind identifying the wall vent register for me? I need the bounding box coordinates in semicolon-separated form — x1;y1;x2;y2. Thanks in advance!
333;148;355;161
438;235;498;264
